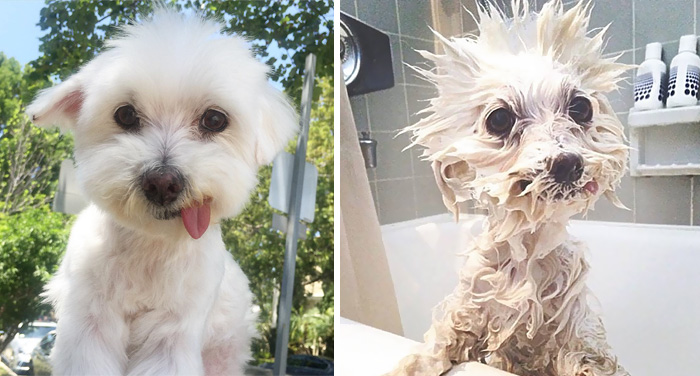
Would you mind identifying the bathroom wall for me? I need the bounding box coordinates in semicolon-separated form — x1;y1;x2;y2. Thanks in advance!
343;0;700;226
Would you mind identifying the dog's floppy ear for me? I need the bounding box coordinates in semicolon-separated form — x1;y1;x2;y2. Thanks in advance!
254;86;299;166
432;159;474;218
26;75;84;130
433;160;458;215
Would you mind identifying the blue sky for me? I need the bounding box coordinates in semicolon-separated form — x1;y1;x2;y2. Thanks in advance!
0;1;332;91
0;0;45;66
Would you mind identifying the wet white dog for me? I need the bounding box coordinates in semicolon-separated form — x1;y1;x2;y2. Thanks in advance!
390;1;629;375
27;9;297;376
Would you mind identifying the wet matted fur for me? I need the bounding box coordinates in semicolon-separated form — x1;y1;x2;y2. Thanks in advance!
388;1;630;375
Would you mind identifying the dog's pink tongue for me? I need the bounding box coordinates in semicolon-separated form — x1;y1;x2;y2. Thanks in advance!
584;180;599;195
181;203;210;240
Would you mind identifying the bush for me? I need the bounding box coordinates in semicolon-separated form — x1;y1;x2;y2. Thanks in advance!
0;206;71;351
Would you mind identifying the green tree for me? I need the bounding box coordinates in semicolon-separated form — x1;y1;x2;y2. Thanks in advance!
0;54;73;214
0;207;71;352
0;54;72;352
26;0;334;363
223;76;334;362
30;0;333;101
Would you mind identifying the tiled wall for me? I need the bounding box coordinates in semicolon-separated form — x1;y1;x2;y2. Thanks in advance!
343;0;700;226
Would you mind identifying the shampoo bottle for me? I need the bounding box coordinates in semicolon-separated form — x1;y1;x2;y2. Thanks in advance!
667;34;700;108
634;43;667;111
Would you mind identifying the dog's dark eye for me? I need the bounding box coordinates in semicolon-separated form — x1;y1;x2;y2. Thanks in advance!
200;109;228;132
114;105;139;130
485;108;515;136
568;96;593;124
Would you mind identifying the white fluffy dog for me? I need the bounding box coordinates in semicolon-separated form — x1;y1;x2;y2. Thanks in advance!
389;1;629;375
27;9;297;376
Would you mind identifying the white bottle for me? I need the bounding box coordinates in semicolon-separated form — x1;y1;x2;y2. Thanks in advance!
666;34;700;108
634;43;667;111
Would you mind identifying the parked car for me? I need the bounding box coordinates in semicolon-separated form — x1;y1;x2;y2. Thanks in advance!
2;322;56;375
244;364;273;375
261;355;334;375
29;330;56;376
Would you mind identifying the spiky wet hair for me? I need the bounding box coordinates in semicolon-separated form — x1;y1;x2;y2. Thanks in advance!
405;0;629;217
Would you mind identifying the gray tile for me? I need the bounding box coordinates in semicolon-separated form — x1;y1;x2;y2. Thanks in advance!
607;50;635;114
349;94;370;132
414;175;449;217
461;0;547;35
635;0;694;48
356;0;399;33
536;0;576;12
411;148;434;177
482;0;538;18
365;85;409;132
588;0;632;54
643;122;700;165
660;41;680;67
373;131;414;180
461;0;575;36
340;0;357;16
397;0;434;41
693;177;700;225
461;0;479;34
634;176;692;225
697;3;700;36
376;178;418;224
401;36;436;88
405;84;438;124
584;173;634;223
389;34;405;85
431;1;464;41
635;41;678;67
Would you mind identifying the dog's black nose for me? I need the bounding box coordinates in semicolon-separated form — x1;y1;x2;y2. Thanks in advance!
142;166;184;206
550;153;584;184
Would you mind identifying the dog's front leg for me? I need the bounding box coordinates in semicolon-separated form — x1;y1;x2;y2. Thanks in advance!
387;307;486;376
556;348;630;376
555;314;630;376
125;306;212;376
125;271;220;376
50;303;129;375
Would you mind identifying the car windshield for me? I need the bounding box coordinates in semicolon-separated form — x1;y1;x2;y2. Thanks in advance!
19;325;54;339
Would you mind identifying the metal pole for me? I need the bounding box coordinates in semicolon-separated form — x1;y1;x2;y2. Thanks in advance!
273;54;316;376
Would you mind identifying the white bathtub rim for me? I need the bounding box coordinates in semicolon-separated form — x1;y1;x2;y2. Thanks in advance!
380;212;700;234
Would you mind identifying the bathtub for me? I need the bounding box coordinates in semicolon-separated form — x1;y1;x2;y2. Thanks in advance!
380;214;700;376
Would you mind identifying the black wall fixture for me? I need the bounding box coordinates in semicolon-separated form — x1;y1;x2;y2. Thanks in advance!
340;12;395;96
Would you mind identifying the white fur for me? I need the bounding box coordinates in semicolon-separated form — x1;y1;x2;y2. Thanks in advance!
28;9;297;376
389;1;630;375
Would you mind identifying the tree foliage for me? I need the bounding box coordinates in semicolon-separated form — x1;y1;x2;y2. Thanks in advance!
0;54;73;215
4;0;334;363
0;54;73;352
0;207;71;352
223;76;334;362
30;0;333;102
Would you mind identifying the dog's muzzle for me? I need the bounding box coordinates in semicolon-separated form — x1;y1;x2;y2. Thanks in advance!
549;152;584;184
141;166;184;206
515;152;596;200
